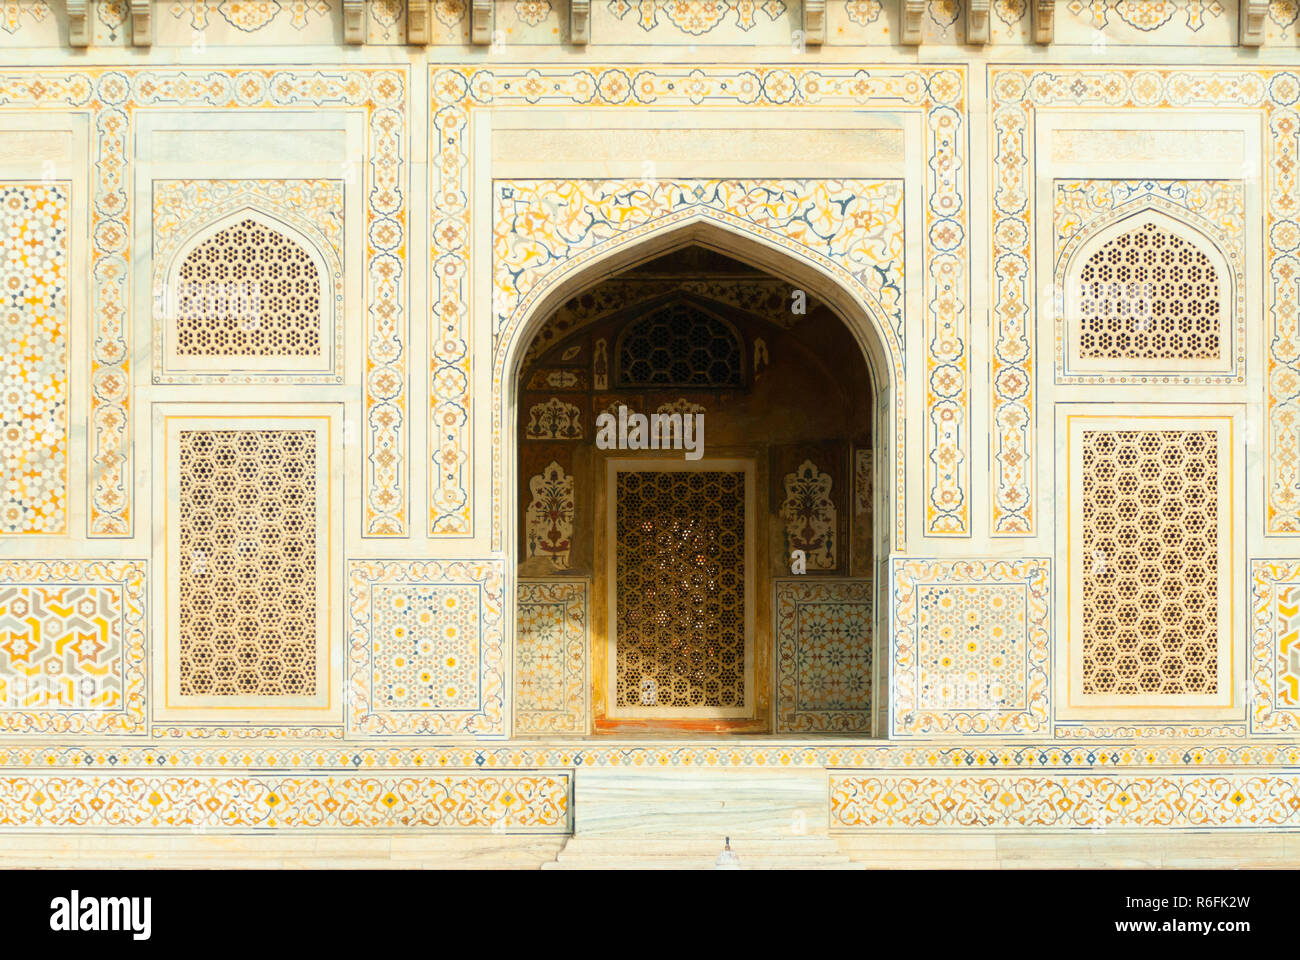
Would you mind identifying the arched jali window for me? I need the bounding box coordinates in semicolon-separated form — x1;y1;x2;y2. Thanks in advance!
616;300;745;388
175;216;323;357
1078;221;1219;359
1063;210;1235;379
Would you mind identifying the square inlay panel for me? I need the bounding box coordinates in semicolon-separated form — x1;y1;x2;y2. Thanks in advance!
346;560;505;737
774;579;872;733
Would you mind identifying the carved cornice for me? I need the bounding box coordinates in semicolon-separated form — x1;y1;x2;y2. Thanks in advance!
900;0;925;45
966;0;989;44
408;0;430;44
41;0;1274;55
1240;0;1266;46
471;0;494;45
67;0;89;47
803;0;825;46
570;0;590;44
342;0;365;44
1032;0;1053;44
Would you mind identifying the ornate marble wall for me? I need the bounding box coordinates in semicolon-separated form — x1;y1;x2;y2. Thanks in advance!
0;0;1293;840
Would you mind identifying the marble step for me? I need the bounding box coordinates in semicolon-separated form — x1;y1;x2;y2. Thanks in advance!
544;858;865;870
834;832;1300;869
571;768;832;838
543;835;866;869
557;836;846;854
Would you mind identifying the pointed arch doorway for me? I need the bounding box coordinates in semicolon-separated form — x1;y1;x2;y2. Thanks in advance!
509;232;894;737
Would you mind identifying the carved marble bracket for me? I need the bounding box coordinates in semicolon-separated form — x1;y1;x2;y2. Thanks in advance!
967;0;989;44
471;0;494;44
803;0;825;46
1240;0;1266;46
129;0;151;45
408;0;430;44
900;0;924;45
67;0;89;47
1032;0;1053;44
343;0;365;44
571;0;590;44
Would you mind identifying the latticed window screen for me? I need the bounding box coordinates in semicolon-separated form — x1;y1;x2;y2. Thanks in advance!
178;429;317;697
614;470;745;708
1080;429;1218;695
176;218;322;356
617;301;743;387
1076;221;1221;360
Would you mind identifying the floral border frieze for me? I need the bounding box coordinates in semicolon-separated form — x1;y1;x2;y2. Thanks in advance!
830;772;1300;828
0;771;571;831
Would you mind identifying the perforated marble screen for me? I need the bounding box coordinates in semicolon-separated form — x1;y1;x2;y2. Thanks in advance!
612;469;746;711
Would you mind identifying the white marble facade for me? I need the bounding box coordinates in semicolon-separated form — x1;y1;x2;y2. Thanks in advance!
0;1;1294;863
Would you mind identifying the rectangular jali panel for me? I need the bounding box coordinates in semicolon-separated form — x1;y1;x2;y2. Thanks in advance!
1062;409;1239;725
1080;429;1218;697
177;428;318;698
610;465;751;718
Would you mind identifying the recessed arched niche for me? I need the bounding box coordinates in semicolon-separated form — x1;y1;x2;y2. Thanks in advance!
157;205;341;382
511;242;882;737
1061;208;1237;380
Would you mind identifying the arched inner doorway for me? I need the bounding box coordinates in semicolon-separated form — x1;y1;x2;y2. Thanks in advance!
513;243;881;736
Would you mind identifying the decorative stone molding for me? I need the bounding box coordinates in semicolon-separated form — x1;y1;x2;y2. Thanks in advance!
967;0;989;44
803;0;825;45
1032;0;1053;43
129;0;150;45
471;0;494;44
67;0;89;46
408;0;430;43
570;0;590;44
0;772;572;831
900;0;924;44
831;773;1300;829
1239;0;1266;46
343;0;366;44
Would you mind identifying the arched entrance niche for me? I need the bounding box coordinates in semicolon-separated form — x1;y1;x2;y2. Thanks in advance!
496;215;903;738
494;214;906;553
